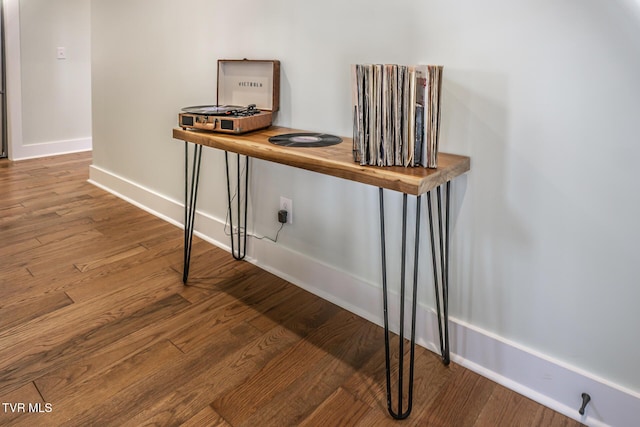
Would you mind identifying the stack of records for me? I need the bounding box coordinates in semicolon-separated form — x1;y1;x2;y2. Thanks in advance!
351;64;443;168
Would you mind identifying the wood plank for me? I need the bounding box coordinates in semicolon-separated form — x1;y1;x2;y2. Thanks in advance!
211;309;367;425
120;300;342;426
0;291;73;332
421;368;497;426
173;126;470;195
73;244;148;272
31;286;242;403
0;242;178;308
167;271;292;354
237;319;383;427
33;339;185;422
180;406;231;427
33;217;96;245
0;275;186;395
0;237;41;259
344;338;455;418
298;388;372;427
70;323;295;426
0;382;44;426
474;385;583;427
1;229;106;277
0;263;83;309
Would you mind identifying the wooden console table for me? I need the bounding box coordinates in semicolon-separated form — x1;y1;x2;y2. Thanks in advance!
173;126;470;419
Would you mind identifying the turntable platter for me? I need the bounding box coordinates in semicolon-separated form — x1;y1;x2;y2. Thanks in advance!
181;105;244;115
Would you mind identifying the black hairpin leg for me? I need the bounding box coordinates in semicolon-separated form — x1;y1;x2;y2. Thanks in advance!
379;189;422;419
225;152;249;260
427;182;451;365
183;142;203;284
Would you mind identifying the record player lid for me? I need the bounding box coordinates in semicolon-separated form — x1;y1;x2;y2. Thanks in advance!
218;60;280;112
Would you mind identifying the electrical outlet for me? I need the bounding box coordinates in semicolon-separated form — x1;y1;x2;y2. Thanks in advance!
279;196;293;224
57;47;66;60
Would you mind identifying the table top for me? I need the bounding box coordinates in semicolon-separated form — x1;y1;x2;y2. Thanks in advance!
173;126;470;195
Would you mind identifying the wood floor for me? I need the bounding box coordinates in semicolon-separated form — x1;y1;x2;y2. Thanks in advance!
0;152;583;426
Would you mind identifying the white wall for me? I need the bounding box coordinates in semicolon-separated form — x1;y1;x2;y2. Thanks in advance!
90;1;640;425
5;0;91;160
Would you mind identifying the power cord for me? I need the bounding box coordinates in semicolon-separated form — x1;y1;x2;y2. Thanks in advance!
224;167;286;243
252;222;285;243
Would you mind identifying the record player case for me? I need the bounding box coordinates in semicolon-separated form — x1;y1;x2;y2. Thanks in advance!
179;59;280;134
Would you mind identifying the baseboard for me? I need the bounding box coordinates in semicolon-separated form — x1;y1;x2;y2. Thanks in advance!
88;165;638;427
9;137;92;161
450;320;639;427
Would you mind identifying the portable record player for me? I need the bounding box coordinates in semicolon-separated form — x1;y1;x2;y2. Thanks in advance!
179;59;280;134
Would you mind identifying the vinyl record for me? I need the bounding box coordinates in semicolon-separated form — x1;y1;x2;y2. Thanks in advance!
181;105;243;115
268;133;342;147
